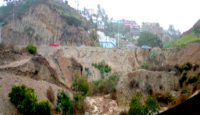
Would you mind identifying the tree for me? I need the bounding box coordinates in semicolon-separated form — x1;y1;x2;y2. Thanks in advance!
156;23;160;27
168;24;180;39
138;31;163;48
194;25;200;38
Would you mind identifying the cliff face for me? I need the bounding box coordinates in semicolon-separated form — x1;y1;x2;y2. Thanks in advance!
116;70;179;108
2;3;95;46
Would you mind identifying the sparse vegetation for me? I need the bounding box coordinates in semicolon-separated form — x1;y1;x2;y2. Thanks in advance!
35;35;39;41
55;89;74;115
90;72;119;96
92;60;111;79
85;67;91;77
132;68;136;71
8;84;51;115
26;45;37;54
140;62;150;69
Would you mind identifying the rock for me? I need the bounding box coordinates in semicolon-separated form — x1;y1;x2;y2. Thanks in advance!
169;71;176;75
104;94;111;99
84;112;89;115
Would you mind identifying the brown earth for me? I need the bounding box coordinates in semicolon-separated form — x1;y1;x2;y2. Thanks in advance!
37;46;179;83
1;2;95;47
166;43;200;65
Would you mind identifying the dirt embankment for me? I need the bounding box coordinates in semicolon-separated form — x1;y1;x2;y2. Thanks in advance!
116;69;179;108
167;43;200;65
37;46;179;82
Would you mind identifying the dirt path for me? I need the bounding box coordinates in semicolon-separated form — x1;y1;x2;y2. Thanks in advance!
0;58;31;69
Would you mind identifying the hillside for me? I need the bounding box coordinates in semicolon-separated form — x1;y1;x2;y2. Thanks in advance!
1;1;94;47
164;20;200;48
164;32;200;48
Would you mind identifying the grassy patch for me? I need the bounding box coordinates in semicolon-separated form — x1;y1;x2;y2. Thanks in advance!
164;32;200;48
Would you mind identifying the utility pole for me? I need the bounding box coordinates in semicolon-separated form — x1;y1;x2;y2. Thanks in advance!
118;21;119;48
13;10;14;20
0;23;4;43
75;0;79;11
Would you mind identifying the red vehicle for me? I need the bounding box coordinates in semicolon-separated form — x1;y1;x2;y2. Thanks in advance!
48;43;61;47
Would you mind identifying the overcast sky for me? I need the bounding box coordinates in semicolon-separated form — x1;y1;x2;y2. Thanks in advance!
1;0;200;33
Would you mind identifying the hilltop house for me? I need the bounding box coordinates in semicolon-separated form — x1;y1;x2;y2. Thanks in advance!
97;21;105;30
99;36;116;48
124;20;139;29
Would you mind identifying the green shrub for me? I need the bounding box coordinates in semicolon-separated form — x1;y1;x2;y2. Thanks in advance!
26;45;37;54
144;95;160;114
17;91;38;115
185;75;198;85
180;62;192;71
8;85;28;106
91;72;119;95
155;92;176;104
128;94;160;115
71;71;90;96
140;62;150;69
8;85;51;115
174;64;183;73
35;101;51;115
55;89;74;115
179;72;188;87
92;60;111;79
132;68;136;71
181;87;191;95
